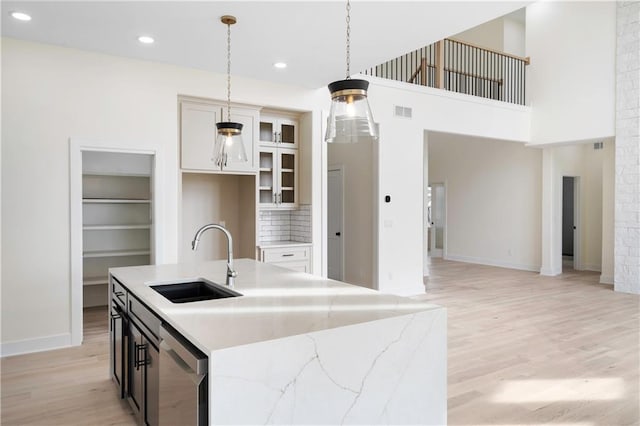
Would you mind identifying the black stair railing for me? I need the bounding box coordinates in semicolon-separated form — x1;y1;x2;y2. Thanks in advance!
362;38;530;106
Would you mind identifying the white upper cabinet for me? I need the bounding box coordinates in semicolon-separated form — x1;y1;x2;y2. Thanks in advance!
259;115;298;148
180;99;258;173
258;147;298;209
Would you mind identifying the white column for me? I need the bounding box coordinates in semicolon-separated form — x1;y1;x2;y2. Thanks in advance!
540;147;561;276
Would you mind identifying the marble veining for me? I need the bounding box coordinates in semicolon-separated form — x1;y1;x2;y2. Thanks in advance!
110;259;446;425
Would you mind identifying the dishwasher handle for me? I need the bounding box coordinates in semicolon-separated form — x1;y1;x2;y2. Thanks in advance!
160;326;208;376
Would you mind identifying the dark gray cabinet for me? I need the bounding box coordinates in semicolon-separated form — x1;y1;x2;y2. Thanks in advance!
110;277;159;426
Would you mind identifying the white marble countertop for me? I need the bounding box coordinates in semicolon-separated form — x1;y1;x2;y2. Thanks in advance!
257;240;312;249
109;259;440;355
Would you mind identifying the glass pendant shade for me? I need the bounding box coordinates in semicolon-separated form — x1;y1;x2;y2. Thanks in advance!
325;79;378;144
213;121;246;169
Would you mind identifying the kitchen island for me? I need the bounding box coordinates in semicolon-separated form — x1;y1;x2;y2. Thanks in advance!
109;259;446;425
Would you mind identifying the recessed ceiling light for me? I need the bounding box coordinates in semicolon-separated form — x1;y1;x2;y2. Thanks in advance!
11;11;32;21
273;62;287;69
137;36;155;44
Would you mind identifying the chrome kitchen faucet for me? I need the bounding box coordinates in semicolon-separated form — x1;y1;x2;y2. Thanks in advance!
191;224;237;288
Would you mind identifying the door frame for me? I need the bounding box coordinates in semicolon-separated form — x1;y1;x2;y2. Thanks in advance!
561;175;581;272
428;182;447;258
327;165;345;281
69;139;164;346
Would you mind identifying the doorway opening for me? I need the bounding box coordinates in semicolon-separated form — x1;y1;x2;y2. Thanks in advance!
427;183;446;258
70;141;161;346
562;176;580;271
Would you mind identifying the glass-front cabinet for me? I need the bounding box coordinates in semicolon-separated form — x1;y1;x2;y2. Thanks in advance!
258;147;298;209
259;115;298;148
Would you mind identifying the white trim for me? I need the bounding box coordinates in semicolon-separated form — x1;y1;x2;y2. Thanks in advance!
69;138;165;347
600;274;614;285
445;253;540;272
540;266;562;276
572;177;583;271
1;333;71;357
581;264;602;272
320;110;329;278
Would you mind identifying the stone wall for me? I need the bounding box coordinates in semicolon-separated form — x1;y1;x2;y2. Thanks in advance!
614;1;640;294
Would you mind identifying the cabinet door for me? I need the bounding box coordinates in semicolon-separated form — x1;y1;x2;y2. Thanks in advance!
258;148;278;208
278;118;298;148
181;102;257;173
180;102;219;171
110;304;126;398
259;115;278;146
128;321;144;422
144;341;160;426
278;148;298;208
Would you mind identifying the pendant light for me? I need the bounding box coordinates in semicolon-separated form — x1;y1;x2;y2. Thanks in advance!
213;15;247;169
325;0;378;144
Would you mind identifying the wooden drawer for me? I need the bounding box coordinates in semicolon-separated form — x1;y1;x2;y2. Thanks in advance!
262;246;310;263
128;295;161;344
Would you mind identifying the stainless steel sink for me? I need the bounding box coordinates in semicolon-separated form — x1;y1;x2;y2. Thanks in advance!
150;280;242;303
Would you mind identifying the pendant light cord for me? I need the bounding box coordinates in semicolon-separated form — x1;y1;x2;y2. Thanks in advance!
346;0;351;79
226;22;232;122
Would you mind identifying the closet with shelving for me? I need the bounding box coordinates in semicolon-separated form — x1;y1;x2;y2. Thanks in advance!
82;151;154;307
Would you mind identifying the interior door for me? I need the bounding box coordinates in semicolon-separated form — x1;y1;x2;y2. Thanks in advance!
328;168;343;280
429;184;445;258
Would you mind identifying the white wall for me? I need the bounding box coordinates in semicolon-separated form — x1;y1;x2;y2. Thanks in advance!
429;133;542;271
503;12;526;57
1;38;326;353
454;17;505;51
453;9;526;57
367;77;531;295
527;1;616;144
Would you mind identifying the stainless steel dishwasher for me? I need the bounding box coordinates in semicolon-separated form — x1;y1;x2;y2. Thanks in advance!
159;325;208;426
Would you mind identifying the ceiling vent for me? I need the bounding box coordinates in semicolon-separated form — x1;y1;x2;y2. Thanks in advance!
394;105;412;119
594;141;604;150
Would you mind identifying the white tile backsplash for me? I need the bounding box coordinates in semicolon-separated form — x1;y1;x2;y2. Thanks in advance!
259;204;312;244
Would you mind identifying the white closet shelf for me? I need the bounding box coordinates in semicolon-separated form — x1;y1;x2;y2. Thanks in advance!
83;224;151;231
83;198;151;204
83;249;151;258
281;168;294;173
281;187;294;191
82;171;151;177
259;186;273;191
83;277;109;286
259;168;273;172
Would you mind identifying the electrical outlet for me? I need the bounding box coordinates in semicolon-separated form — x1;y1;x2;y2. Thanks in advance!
220;220;226;227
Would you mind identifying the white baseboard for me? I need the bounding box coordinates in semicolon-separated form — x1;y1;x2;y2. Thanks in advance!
445;254;539;273
581;264;602;273
600;274;614;285
540;266;562;276
1;333;72;358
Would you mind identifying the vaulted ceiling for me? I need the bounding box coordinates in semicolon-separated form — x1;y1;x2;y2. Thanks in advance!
1;1;530;88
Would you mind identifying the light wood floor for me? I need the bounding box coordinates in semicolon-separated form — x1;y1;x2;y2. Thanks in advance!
1;260;638;425
416;258;639;425
1;307;136;425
